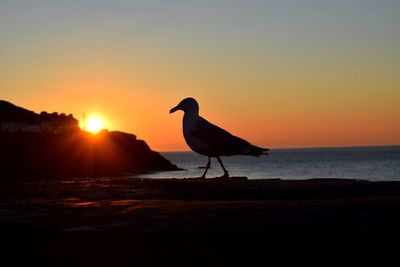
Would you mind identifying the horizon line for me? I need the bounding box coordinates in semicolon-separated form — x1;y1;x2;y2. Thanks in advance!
160;144;400;153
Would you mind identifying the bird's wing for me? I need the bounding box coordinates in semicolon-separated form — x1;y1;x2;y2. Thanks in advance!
191;117;252;156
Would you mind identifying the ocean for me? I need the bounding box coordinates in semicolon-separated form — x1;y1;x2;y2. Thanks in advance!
132;146;400;181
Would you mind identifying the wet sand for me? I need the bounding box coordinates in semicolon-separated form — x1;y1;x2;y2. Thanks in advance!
2;177;400;266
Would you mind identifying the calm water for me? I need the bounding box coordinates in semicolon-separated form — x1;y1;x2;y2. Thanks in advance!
132;146;400;181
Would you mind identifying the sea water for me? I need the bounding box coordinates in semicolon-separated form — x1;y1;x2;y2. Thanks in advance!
132;146;400;181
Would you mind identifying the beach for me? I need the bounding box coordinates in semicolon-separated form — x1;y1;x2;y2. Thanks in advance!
2;176;400;266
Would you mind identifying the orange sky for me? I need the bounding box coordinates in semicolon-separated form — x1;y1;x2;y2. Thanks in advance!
1;1;399;151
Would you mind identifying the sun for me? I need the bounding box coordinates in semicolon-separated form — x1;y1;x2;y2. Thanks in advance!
86;117;104;133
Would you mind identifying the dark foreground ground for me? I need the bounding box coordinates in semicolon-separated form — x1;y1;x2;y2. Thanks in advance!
1;177;400;266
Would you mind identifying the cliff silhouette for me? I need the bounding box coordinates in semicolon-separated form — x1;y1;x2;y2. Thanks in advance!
0;100;179;180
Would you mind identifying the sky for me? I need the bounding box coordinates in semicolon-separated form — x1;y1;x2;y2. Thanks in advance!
1;0;399;151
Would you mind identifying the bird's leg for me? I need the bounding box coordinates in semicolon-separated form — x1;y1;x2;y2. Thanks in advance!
200;157;211;178
216;156;229;178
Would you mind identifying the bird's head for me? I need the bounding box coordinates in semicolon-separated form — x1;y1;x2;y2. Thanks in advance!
169;97;199;114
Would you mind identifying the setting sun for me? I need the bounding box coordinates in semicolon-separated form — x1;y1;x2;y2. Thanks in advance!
86;117;104;133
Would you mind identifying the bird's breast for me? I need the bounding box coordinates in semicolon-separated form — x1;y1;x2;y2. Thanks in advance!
182;114;213;156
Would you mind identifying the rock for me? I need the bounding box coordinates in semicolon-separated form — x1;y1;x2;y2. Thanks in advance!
0;100;180;181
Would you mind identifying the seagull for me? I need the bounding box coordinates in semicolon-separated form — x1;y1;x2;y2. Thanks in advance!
170;97;268;178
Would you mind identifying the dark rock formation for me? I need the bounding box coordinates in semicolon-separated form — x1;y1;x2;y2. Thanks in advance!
0;100;79;133
0;100;180;180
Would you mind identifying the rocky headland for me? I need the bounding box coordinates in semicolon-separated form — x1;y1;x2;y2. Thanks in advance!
0;100;179;180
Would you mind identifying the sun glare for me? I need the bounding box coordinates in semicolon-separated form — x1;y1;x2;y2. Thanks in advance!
86;117;104;133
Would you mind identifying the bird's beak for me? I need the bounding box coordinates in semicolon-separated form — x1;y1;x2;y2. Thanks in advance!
169;105;179;113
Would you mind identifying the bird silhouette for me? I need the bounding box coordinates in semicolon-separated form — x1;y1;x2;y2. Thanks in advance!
170;97;268;178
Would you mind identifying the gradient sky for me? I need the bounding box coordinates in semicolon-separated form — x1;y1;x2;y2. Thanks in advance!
1;0;399;151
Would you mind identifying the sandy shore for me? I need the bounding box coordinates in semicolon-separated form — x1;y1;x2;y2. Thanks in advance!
2;177;400;266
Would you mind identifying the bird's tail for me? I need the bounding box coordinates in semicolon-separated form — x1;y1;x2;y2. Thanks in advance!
248;145;269;157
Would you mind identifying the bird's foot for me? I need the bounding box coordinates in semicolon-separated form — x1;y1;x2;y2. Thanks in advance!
216;172;229;179
184;176;206;179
